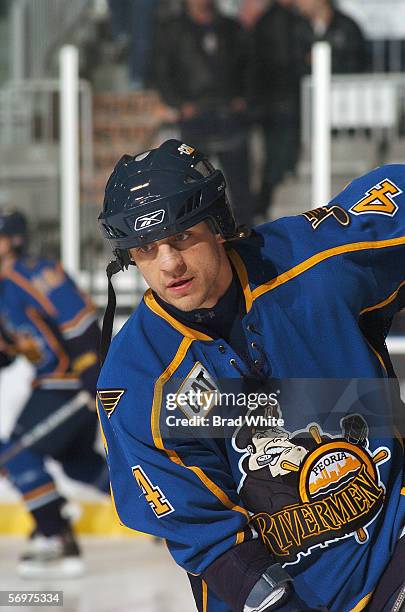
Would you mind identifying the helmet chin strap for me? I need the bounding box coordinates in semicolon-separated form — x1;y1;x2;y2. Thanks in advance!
100;259;135;365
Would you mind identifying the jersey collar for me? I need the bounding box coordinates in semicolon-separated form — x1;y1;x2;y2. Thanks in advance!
143;248;253;339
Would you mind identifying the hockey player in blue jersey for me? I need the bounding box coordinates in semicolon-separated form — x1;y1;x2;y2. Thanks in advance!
0;210;110;578
96;139;405;611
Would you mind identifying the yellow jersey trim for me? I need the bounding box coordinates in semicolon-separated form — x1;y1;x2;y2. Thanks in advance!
358;278;405;373
96;399;109;454
144;290;213;341
251;236;405;301
150;337;249;518
360;279;405;315
349;591;373;612
228;248;253;313
202;579;208;612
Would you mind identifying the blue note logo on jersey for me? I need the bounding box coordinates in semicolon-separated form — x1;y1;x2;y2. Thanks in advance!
350;179;402;217
97;389;126;418
233;412;390;565
302;205;351;230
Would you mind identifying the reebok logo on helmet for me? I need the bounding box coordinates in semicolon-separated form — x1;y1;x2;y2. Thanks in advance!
134;210;166;231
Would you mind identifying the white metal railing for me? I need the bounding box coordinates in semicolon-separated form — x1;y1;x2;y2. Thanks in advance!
9;0;93;80
302;72;405;148
0;74;94;275
0;78;93;187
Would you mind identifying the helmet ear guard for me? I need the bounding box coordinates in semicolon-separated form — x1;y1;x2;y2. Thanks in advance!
113;248;132;271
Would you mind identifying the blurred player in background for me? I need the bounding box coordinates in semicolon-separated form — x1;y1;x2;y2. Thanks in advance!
0;210;109;578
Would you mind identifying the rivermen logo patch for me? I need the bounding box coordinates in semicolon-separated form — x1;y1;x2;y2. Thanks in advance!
233;412;389;565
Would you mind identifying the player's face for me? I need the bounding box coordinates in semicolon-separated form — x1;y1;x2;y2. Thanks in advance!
129;221;233;311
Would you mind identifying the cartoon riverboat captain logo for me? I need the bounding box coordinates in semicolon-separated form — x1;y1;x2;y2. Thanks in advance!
233;409;390;565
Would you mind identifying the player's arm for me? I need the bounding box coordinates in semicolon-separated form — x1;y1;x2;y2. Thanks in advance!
20;262;100;395
61;318;100;397
48;270;100;397
96;385;318;612
339;166;405;328
300;165;405;320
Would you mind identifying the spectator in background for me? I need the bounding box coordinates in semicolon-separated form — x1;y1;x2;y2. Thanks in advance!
295;0;367;74
249;0;306;217
153;0;252;225
107;0;159;88
238;0;269;30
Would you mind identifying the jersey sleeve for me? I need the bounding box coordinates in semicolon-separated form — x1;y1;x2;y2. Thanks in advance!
8;261;100;392
21;262;97;339
301;164;405;317
96;382;251;576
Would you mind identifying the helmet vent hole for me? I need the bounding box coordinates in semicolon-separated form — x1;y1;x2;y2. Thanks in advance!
177;191;202;219
194;160;215;177
102;224;127;239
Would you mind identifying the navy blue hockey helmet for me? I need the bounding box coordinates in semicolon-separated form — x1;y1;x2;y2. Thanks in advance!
0;209;28;251
98;139;238;269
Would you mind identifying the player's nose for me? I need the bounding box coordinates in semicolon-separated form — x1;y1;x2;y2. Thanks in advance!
157;244;186;274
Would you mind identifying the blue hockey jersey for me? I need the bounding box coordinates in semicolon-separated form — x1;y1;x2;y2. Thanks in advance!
97;164;405;611
0;257;97;390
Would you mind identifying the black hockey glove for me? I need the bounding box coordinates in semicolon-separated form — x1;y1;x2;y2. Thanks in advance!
0;350;14;369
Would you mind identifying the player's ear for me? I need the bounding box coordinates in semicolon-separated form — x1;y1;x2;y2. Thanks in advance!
206;219;225;244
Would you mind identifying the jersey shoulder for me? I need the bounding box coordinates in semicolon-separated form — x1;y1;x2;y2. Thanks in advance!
0;257;53;302
233;164;405;288
98;296;193;417
14;256;58;278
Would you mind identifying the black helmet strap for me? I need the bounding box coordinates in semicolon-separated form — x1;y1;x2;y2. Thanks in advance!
100;260;129;365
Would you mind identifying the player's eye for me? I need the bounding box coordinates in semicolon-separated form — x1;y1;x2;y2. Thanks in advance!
137;243;156;254
172;232;190;242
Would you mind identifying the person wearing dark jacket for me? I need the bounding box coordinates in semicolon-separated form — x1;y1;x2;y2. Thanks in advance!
295;0;368;74
248;0;307;217
153;0;252;225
